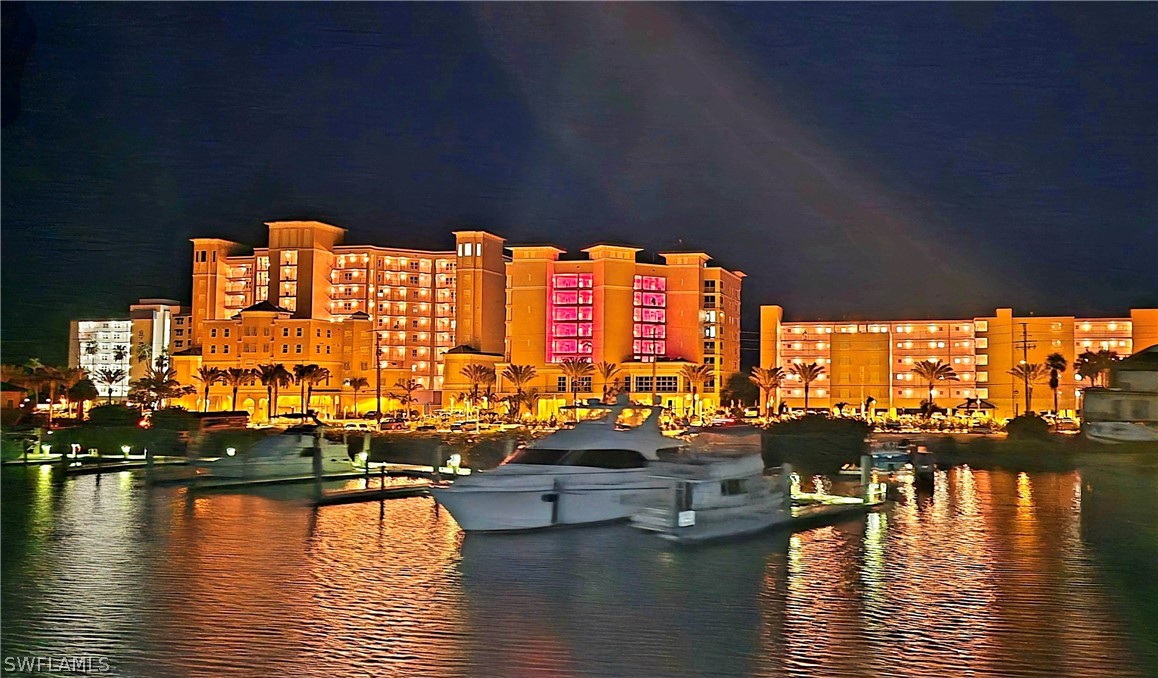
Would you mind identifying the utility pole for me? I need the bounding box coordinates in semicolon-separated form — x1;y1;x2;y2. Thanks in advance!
374;329;383;428
1013;323;1036;415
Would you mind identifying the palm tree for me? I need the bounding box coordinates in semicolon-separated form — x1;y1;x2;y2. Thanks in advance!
135;341;153;366
523;387;542;420
594;361;621;402
559;358;594;421
292;364;320;413
1045;352;1067;415
909;360;958;415
1008;362;1050;414
34;366;65;427
1074;349;1119;388
306;367;332;413
749;366;785;417
221;367;254;412
112;345;129;363
128;366;193;410
789;362;825;412
460;364;494;413
679;364;713;417
94;368;127;404
346;376;370;418
390;378;423;419
833;402;849;417
67;379;99;419
193;366;225;412
501;364;538;415
255;363;293;420
57;367;87;420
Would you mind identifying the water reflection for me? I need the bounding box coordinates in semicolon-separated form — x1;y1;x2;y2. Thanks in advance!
0;457;1153;677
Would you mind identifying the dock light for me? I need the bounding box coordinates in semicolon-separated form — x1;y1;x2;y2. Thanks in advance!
41;444;52;455
121;445;131;457
359;451;369;464
226;447;237;457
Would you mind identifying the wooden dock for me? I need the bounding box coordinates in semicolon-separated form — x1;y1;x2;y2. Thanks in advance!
314;483;431;506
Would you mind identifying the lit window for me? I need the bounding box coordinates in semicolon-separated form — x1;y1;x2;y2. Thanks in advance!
928;325;937;332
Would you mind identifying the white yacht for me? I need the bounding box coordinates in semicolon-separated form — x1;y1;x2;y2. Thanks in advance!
430;397;688;532
197;425;356;480
631;454;791;543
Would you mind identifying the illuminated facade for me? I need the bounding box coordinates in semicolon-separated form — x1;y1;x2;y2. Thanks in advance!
760;306;1158;420
440;245;744;416
178;222;506;417
68;319;133;399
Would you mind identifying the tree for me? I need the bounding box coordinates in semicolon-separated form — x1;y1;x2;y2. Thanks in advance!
306;367;332;413
501;364;538;415
345;376;370;418
221;367;254;412
679;364;713;417
460;364;495;413
193;366;224;412
1007;362;1050;414
721;372;759;408
84;341;99;357
57;367;88;419
256;363;293;420
292;364;321;413
112;345;129;363
523;388;542;420
135;342;153;366
128;366;194;411
594;361;621;402
1045;352;1068;415
390;378;423;419
749;366;785;417
1074;349;1119;388
833;402;849;417
94;368;127;404
559;358;594;421
34;366;65;427
67;379;99;419
788;362;825;412
909;360;958;415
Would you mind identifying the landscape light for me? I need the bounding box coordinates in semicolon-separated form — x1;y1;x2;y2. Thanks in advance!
226;447;237;456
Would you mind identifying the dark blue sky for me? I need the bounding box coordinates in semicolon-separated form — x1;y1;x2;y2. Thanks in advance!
3;3;1156;364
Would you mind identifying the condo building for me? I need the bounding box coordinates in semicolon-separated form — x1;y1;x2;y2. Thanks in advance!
68;298;191;399
441;245;744;416
760;305;1158;421
154;221;743;419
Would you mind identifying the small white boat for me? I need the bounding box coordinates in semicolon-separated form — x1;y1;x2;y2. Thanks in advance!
430;396;688;532
197;425;355;480
631;454;791;543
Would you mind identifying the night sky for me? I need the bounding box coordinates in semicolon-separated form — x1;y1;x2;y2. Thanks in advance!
3;3;1156;365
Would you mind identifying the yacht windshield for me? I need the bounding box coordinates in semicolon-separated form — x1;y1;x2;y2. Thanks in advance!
504;448;570;465
503;448;647;469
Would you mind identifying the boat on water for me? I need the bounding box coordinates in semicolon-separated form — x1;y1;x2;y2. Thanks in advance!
631;454;791;543
196;424;356;480
838;440;922;480
430;396;689;532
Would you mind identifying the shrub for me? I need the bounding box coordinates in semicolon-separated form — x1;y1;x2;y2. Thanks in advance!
86;405;141;427
150;407;197;431
1005;414;1051;440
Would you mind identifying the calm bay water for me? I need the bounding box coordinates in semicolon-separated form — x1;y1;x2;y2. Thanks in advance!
2;454;1156;677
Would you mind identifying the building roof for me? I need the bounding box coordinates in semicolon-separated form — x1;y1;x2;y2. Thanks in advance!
0;381;26;392
1116;344;1158;371
170;346;203;357
239;300;292;314
348;311;371;320
444;344;504;357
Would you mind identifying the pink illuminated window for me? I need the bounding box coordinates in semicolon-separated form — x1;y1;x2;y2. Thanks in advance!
632;275;667;360
549;273;595;362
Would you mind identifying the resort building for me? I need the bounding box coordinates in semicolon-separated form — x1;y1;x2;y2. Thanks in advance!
760;306;1158;421
168;221;742;420
178;221;506;415
68;318;133;400
68;299;191;400
440;245;744;417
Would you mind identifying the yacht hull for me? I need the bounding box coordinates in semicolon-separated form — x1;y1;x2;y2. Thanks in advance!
431;468;669;532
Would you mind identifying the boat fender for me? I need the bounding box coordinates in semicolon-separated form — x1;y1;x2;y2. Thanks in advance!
540;493;558;503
